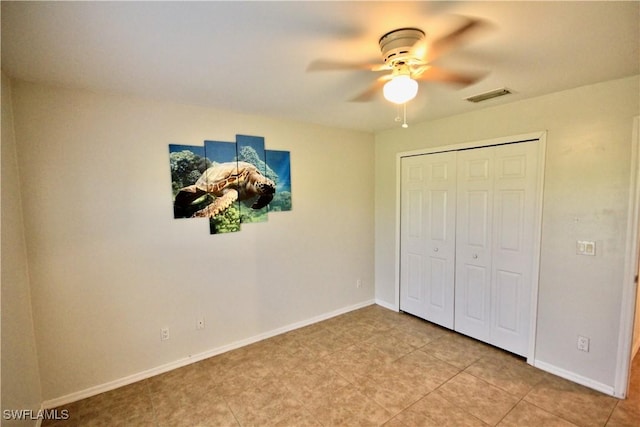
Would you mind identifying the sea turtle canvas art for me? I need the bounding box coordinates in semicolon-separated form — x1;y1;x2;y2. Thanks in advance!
169;135;291;235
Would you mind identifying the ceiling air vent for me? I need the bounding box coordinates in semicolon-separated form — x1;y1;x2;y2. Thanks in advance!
466;88;512;103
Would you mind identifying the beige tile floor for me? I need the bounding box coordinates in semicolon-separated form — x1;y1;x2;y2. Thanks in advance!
45;305;640;426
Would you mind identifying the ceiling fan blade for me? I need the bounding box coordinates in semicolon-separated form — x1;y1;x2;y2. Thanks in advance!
349;77;389;102
415;66;486;87
306;59;386;72
425;17;491;63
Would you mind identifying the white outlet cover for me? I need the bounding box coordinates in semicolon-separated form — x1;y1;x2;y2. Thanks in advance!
577;335;590;352
576;240;596;256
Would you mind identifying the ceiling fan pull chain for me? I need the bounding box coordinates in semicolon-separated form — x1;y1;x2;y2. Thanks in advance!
402;103;409;128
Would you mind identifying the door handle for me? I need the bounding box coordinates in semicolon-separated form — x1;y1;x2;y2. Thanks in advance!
473;254;478;259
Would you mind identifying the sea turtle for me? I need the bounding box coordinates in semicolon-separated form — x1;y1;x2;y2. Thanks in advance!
174;161;275;218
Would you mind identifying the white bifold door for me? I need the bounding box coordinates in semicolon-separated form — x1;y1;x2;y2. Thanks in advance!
400;151;457;329
400;141;540;357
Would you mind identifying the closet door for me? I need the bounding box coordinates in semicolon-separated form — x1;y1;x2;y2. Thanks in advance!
455;142;539;356
400;152;457;328
490;141;539;356
455;146;494;342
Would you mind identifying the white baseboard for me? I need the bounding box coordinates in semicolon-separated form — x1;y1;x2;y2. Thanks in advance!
533;359;615;397
375;298;398;312
42;299;375;409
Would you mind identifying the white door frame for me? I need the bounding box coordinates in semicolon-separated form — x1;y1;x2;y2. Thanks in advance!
615;116;640;398
394;131;547;365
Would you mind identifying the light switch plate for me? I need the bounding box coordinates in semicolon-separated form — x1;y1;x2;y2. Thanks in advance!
576;240;596;256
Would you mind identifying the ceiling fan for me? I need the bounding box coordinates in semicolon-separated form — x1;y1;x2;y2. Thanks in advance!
307;16;489;105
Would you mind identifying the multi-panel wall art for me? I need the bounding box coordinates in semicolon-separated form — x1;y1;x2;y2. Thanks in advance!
169;135;291;234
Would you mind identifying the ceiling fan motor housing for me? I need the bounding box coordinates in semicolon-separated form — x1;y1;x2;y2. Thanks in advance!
378;28;425;65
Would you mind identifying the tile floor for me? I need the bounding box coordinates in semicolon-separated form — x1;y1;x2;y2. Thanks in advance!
45;305;640;426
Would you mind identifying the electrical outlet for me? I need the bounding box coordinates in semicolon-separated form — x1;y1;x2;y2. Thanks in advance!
196;316;205;330
161;327;170;341
577;335;590;352
356;279;362;289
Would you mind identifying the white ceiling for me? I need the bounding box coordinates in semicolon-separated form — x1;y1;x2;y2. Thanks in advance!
2;1;638;132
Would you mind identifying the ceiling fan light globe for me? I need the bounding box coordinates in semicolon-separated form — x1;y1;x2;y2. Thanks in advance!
383;75;418;104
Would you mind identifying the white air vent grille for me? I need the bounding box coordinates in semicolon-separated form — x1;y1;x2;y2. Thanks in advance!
466;88;512;103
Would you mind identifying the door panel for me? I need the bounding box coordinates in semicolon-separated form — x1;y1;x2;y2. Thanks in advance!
490;142;539;356
464;265;488;321
406;253;423;300
467;191;490;247
400;152;457;328
430;190;448;241
495;269;521;332
429;257;447;308
455;147;494;340
497;190;524;252
407;189;423;238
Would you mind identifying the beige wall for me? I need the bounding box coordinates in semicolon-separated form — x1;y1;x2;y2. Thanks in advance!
1;74;43;424
375;75;640;391
8;80;375;403
634;117;640;359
